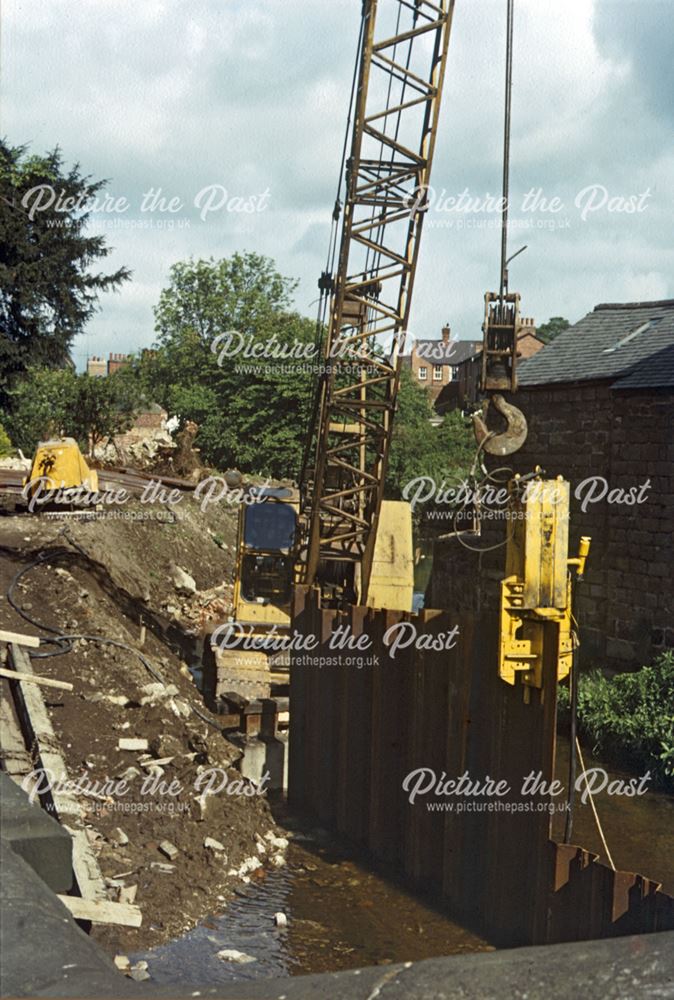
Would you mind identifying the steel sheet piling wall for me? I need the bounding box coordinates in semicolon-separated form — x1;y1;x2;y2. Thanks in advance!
289;588;674;946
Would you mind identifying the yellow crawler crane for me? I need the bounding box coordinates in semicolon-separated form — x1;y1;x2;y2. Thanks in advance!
212;0;454;698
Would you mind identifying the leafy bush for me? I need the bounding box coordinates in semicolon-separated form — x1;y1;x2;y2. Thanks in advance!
0;422;12;457
558;652;674;787
5;367;137;455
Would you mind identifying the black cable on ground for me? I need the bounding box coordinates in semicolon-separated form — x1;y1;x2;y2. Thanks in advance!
5;541;222;731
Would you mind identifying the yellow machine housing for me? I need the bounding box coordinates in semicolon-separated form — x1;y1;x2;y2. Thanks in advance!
499;475;590;700
212;487;299;701
25;438;99;494
212;490;415;702
362;499;414;612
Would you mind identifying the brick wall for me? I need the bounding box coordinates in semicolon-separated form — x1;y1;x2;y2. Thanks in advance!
428;381;674;669
409;344;450;400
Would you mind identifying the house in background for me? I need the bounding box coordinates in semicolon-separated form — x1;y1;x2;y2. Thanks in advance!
451;319;545;412
406;320;543;414
86;353;130;377
86;356;107;377
429;298;674;670
404;324;481;408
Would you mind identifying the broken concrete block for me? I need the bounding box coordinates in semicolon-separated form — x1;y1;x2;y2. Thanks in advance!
171;565;197;595
118;766;141;782
158;840;179;860
117;738;149;752
264;831;289;851
193;794;208;822
150;862;175;873
140;682;179;706
114;955;130;971
128;968;150;982
119;884;138;905
274;912;287;928
110;827;129;847
169;698;191;719
216;949;256;964
204;837;225;853
89;693;130;707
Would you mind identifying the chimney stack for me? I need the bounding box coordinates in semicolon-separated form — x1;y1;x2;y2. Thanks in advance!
442;323;451;344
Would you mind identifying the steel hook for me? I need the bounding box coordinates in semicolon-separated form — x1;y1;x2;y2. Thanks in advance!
472;394;528;456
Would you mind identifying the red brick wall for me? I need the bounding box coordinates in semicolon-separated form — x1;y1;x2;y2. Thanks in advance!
428;382;674;669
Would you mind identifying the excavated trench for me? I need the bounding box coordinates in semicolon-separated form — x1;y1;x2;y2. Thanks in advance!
1;518;672;985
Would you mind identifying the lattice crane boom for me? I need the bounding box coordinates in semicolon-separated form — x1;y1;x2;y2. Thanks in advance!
300;0;455;605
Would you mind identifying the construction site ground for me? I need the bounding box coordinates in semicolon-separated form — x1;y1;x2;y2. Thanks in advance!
0;495;289;957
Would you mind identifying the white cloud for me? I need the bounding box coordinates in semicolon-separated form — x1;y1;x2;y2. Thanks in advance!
2;0;672;365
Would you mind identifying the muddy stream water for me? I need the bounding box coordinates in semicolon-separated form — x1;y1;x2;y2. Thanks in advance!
133;737;673;987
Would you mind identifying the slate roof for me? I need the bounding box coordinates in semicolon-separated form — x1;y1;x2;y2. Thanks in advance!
413;339;482;365
518;300;674;389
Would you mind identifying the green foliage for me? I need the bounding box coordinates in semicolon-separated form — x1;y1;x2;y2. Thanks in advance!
537;316;570;345
0;422;12;457
142;253;315;477
143;253;477;486
5;368;137;455
386;369;475;500
0;141;131;410
558;652;674;787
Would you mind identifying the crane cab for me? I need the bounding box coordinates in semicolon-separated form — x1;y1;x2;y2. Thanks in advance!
210;486;299;704
232;486;299;628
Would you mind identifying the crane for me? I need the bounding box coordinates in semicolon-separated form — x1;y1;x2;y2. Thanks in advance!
213;0;455;700
299;0;455;607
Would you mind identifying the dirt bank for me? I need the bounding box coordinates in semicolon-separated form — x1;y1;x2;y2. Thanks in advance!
0;498;287;956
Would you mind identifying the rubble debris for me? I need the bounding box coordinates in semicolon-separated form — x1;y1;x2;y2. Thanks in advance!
227;856;262;880
274;912;288;928
265;831;289;851
158;841;179;860
89;693;130;707
119;885;138;905
216;949;256;964
127;960;151;982
0;500;282;955
110;827;129;847
204;837;226;853
113;955;130;971
117;738;149;751
171;564;197;595
149;863;175;874
140;681;179;705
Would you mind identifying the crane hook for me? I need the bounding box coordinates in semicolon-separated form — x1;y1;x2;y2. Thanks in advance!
472;394;528;456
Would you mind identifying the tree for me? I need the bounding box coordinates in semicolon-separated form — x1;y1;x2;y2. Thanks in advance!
537;316;570;345
144;253;316;477
6;368;136;455
386;368;475;501
0;141;130;409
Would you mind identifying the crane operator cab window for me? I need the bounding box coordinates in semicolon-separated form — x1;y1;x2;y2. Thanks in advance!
240;500;296;607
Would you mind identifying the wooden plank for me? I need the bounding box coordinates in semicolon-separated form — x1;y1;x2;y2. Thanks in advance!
8;644;108;905
9;645;81;819
0;695;32;780
56;894;142;928
65;827;108;903
0;666;73;691
0;629;40;649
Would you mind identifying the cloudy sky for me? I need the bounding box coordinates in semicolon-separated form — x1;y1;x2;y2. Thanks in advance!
2;0;672;368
